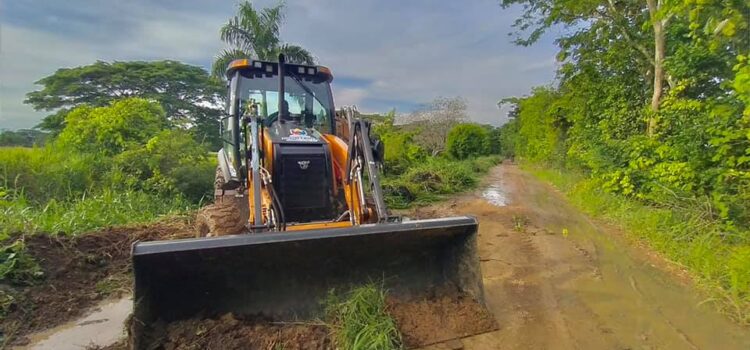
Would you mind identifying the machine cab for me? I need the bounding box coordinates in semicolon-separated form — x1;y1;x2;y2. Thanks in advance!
219;58;339;223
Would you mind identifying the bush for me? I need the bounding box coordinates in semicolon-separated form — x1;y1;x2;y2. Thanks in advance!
446;124;490;159
382;156;500;208
58;98;166;155
116;130;215;202
373;112;427;175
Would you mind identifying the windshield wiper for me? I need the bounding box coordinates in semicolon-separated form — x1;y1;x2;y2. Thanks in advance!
287;71;325;107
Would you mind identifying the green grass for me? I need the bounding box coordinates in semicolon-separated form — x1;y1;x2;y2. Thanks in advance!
0;146;106;204
325;284;403;350
0;189;195;238
526;164;750;324
382;155;501;209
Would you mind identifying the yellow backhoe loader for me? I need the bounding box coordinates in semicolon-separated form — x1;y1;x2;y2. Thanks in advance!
130;55;484;348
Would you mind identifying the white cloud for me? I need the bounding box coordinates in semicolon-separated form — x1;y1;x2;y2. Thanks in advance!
1;0;559;129
333;87;368;108
0;5;229;130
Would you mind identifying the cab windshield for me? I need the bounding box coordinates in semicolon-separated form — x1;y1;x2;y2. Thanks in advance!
235;70;334;134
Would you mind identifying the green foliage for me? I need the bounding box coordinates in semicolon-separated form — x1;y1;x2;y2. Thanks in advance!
0;240;43;286
116;129;216;202
373;112;426;174
1;98;214;236
382;156;500;209
500;0;750;321
326;284;403;350
0;290;15;317
0;146;104;204
497;118;520;158
25;60;224;147
1;189;192;236
0;129;48;147
58;98;167;155
446;123;490;159
513;87;566;164
213;1;314;78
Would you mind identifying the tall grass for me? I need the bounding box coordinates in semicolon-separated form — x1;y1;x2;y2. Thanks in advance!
0;189;194;238
0;146;198;238
382;155;501;208
528;165;750;324
0;147;108;204
325;284;403;350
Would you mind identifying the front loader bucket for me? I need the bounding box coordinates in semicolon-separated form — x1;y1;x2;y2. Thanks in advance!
130;216;483;348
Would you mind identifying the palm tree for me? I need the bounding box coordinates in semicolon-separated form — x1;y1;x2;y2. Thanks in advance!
212;1;315;78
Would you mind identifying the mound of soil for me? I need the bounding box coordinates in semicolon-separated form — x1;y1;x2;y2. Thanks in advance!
146;292;496;350
388;293;498;348
152;314;332;350
1;219;194;345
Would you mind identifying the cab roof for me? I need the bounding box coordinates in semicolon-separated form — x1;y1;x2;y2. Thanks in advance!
225;59;333;82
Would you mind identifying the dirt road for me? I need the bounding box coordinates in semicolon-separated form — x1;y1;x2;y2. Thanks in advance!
418;164;750;350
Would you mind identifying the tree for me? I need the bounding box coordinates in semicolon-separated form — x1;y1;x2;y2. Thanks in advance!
372;110;427;174
0;129;48;147
25;60;224;147
212;1;315;78
58;98;166;155
446;123;491;160
404;97;468;156
499;0;674;136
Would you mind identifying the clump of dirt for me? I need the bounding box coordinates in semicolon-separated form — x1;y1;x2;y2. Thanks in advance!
387;293;498;348
153;314;331;350
0;218;194;345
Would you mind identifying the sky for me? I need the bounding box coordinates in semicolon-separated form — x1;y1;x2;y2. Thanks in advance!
0;0;559;130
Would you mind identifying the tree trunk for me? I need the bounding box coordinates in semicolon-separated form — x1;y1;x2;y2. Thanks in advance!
646;0;666;137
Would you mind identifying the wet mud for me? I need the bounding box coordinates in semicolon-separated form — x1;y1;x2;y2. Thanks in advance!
417;164;750;350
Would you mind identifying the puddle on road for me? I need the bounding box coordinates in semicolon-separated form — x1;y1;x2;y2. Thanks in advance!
23;297;131;350
482;185;508;207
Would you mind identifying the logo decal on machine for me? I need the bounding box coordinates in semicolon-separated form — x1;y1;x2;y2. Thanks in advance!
297;160;311;170
282;128;317;142
290;128;307;136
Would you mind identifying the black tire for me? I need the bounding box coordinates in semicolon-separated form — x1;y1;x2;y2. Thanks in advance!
195;167;246;237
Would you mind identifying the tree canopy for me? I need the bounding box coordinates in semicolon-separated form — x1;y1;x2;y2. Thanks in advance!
25;60;224;147
499;0;750;226
212;1;315;78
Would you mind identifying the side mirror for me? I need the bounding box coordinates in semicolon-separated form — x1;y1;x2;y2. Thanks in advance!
371;138;385;165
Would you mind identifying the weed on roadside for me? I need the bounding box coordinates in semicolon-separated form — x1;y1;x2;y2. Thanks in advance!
0;239;43;285
512;215;528;232
325;284;403;350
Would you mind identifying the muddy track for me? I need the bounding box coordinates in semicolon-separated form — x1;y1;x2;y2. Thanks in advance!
416;163;750;350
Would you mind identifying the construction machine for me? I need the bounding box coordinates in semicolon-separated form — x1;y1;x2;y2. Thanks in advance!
130;55;484;347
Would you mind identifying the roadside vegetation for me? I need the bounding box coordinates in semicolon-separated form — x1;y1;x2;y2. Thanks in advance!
375;100;503;209
497;0;750;323
326;284;403;350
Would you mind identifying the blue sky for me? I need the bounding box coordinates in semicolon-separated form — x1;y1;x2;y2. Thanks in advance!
0;0;559;130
